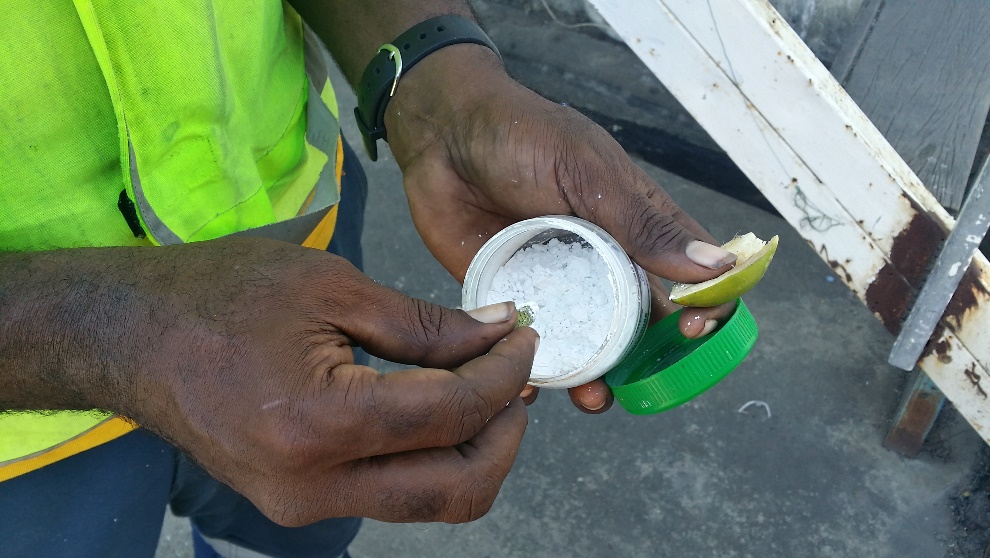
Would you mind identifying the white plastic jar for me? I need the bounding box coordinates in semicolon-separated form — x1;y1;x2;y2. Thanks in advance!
461;216;651;388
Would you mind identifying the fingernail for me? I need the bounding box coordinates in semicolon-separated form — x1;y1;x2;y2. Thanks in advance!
520;385;535;398
686;240;736;269
586;400;605;412
534;333;541;353
580;384;607;411
466;302;515;324
700;319;718;337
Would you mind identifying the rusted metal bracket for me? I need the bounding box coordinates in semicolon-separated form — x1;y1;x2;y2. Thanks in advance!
889;156;990;371
884;370;948;455
883;155;989;455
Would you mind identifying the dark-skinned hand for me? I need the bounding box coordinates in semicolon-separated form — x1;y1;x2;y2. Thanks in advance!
2;238;537;526
384;45;737;412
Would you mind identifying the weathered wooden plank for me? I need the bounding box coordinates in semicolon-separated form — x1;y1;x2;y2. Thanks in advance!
586;0;990;443
827;0;882;85
839;1;990;210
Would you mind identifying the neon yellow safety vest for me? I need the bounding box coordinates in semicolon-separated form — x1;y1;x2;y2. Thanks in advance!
0;0;343;482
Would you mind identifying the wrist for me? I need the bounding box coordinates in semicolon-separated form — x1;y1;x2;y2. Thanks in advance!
0;249;149;413
384;43;512;165
353;14;506;161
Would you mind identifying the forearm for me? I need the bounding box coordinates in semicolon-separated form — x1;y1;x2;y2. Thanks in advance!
0;248;155;413
288;0;478;88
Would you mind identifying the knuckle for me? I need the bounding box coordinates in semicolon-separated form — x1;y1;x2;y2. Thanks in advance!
443;473;503;523
329;369;394;454
260;423;314;467
438;386;491;443
400;298;446;354
253;405;329;474
357;370;439;441
378;486;447;522
628;204;684;259
374;383;489;447
329;366;376;415
415;300;445;341
257;488;311;528
269;507;309;528
377;400;436;441
554;148;607;213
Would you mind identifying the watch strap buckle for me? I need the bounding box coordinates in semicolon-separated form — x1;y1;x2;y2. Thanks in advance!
353;15;501;162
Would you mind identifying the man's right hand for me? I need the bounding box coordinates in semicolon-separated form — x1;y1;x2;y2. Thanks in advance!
0;237;535;526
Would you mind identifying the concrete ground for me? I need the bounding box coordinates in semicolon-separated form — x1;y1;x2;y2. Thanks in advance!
157;20;989;558
348;160;986;558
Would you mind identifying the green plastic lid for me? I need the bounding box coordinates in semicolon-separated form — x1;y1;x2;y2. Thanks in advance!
604;299;758;415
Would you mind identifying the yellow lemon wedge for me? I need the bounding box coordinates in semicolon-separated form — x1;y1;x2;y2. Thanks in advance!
669;233;779;307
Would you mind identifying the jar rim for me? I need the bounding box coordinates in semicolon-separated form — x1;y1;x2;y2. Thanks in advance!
461;216;650;388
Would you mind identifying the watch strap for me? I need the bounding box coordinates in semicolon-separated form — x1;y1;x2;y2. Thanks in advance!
353;15;501;161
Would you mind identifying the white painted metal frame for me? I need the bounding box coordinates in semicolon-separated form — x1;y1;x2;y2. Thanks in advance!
587;0;990;441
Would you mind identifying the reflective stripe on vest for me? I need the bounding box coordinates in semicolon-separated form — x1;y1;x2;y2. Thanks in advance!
1;1;343;482
73;1;342;245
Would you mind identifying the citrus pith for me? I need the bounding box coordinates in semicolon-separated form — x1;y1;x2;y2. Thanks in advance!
669;233;778;307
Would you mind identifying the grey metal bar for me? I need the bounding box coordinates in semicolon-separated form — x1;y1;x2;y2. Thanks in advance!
889;156;990;370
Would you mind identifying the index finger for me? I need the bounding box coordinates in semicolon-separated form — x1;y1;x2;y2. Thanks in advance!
590;157;734;284
548;121;732;284
323;326;538;459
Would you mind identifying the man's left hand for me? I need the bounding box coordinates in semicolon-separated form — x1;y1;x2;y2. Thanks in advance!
384;45;736;413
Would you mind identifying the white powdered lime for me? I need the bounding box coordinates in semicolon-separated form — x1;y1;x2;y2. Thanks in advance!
486;238;614;377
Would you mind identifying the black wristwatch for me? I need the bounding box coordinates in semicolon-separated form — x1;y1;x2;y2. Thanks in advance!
353;15;501;161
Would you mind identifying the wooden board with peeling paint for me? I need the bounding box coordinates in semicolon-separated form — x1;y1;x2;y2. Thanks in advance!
586;0;990;441
831;1;990;211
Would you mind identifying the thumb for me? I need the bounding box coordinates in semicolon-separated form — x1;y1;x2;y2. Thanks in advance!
336;276;519;369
